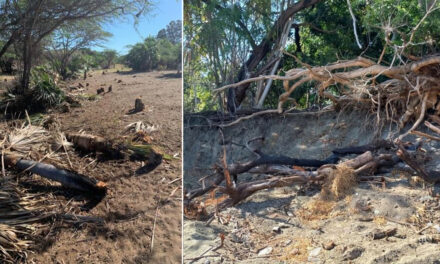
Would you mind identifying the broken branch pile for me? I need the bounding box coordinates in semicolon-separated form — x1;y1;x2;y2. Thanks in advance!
184;137;440;218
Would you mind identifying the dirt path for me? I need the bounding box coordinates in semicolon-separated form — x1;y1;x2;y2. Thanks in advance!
29;70;182;263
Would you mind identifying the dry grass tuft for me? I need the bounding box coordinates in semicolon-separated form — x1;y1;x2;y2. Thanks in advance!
278;237;312;262
321;164;357;200
373;216;387;226
296;164;356;222
297;199;336;221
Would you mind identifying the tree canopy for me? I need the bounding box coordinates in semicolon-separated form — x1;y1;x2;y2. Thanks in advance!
125;20;182;72
184;0;440;112
0;0;152;91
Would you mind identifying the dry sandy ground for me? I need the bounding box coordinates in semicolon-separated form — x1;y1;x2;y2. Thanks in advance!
183;111;440;264
20;70;182;263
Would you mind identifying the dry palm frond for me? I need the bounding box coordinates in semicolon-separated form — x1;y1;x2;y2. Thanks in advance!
51;131;73;151
0;224;32;263
0;122;68;174
125;121;158;134
0;179;52;263
5;125;48;154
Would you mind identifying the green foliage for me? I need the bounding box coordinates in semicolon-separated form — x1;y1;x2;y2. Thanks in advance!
125;37;159;71
184;0;440;112
100;49;118;69
125;34;180;71
184;79;218;112
0;66;64;113
157;20;182;44
30;66;65;109
157;39;181;69
46;20;112;79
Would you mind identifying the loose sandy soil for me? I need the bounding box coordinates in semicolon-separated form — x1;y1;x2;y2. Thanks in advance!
183;111;440;264
1;70;182;263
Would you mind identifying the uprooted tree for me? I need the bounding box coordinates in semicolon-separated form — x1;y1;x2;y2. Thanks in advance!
184;0;440;218
184;0;440;111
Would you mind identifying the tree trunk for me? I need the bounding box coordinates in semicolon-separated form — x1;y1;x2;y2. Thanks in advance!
234;0;322;106
0;31;18;60
21;35;33;93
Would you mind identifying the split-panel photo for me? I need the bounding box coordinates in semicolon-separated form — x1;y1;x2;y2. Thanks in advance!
183;0;440;263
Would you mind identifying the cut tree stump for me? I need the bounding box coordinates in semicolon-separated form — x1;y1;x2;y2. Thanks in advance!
135;98;145;112
65;133;122;158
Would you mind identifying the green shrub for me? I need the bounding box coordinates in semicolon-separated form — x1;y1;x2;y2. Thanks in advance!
125;37;159;72
0;67;64;114
30;67;65;109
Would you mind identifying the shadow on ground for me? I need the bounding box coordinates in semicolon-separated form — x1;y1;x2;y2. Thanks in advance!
157;72;181;79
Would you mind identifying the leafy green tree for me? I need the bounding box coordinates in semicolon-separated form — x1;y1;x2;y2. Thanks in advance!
0;0;152;93
46;21;111;79
125;36;159;71
157;39;181;69
100;49;118;69
157;20;182;44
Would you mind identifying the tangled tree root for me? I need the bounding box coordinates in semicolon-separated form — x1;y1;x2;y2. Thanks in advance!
216;55;440;140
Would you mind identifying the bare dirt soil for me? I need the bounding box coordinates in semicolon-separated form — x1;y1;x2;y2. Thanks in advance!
183;110;440;264
13;70;182;263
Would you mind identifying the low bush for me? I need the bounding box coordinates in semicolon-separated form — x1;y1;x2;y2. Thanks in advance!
0;67;64;114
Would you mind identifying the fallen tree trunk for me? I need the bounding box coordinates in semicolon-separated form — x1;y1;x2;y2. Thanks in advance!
2;153;106;195
185;139;403;202
216;151;375;209
332;140;393;155
185;153;339;202
227;152;340;175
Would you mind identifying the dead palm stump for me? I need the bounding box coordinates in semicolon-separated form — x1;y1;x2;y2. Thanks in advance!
134;98;145;112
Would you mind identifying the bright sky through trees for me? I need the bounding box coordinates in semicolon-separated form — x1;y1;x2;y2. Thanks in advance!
99;0;182;54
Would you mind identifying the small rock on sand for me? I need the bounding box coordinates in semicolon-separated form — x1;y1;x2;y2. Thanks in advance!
323;241;335;250
257;246;273;256
343;246;364;260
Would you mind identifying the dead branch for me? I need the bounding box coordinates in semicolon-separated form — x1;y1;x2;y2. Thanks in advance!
185;151;339;202
396;141;440;183
425;121;440;135
332;140;393;155
185;141;399;203
214;54;440;139
217;173;324;209
410;130;440;141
